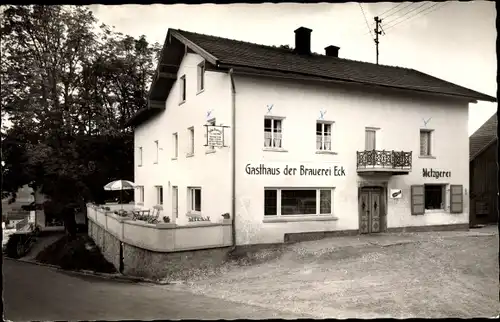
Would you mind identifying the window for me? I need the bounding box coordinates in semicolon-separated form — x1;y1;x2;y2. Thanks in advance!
137;186;144;203
264;188;334;216
187;127;194;156
424;184;445;210
172;186;178;218
206;119;216;152
264;117;282;148
197;62;205;92
411;184;452;215
156;185;163;205
365;128;376;151
154;140;159;164
188;187;202;213
420;130;432;156
172;133;178;158
179;75;186;103
138;147;143;166
316;122;332;151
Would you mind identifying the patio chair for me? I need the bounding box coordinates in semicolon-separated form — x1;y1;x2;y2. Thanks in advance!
150;205;163;222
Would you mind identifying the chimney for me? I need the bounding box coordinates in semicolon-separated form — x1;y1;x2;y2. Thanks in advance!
325;45;340;58
294;27;312;55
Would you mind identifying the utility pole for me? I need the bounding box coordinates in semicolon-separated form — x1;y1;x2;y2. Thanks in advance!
374;16;384;65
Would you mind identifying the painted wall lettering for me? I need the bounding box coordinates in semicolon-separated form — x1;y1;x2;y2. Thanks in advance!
422;168;451;179
245;163;346;176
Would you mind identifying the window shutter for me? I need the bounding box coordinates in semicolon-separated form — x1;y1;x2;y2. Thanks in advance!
411;185;425;215
450;185;463;213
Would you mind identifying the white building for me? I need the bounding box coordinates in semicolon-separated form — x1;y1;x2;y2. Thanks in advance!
127;27;496;246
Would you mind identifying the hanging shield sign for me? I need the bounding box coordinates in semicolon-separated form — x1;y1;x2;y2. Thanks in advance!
207;126;224;147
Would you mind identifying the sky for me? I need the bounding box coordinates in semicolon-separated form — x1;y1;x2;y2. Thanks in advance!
77;2;498;135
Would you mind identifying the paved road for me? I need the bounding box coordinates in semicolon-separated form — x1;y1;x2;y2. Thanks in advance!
3;259;307;321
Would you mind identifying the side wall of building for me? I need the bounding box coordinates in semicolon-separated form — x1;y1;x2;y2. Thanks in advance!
134;53;232;225
470;141;498;225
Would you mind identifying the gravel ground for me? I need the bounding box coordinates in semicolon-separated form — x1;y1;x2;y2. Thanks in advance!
168;230;499;318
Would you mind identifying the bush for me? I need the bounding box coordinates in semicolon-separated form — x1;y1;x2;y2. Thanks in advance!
35;235;117;273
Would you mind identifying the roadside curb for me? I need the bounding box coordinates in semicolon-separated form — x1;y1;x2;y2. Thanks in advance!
4;257;171;285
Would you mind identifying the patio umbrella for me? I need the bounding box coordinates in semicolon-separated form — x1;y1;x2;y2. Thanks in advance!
103;180;136;209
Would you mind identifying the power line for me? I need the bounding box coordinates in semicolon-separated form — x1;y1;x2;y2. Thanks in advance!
384;2;449;32
382;3;417;21
377;3;406;19
355;3;413;34
358;3;375;40
383;2;430;27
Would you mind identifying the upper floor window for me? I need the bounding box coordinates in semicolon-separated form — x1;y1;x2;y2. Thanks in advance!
316;121;332;151
264;117;282;149
420;129;432;157
179;75;186;103
187;127;195;156
197;62;205;92
138;147;143;167
154;140;159;164
172;133;178;159
365;128;377;151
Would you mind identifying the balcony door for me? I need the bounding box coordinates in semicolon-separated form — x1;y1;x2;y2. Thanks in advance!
365;128;376;151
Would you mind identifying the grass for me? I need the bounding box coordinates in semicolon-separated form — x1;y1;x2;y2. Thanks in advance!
35;234;117;274
171;233;499;318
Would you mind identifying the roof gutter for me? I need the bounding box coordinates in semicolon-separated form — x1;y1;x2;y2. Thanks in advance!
218;63;496;103
229;68;237;251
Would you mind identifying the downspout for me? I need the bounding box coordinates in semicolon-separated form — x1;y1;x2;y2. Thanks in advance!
229;68;237;251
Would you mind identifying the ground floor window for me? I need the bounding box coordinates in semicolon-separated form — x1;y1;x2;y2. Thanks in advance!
155;185;163;205
136;186;144;203
424;184;445;210
188;187;202;213
264;188;334;216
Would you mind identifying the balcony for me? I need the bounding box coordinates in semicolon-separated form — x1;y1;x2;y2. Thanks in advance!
356;150;412;175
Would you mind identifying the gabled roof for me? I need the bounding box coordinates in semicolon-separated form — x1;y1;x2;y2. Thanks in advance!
470;112;498;161
126;28;497;128
172;29;496;103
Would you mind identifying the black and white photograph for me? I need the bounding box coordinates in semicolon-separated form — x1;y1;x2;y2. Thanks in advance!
2;1;498;320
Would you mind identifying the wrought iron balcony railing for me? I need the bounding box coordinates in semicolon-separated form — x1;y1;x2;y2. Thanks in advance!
356;150;412;170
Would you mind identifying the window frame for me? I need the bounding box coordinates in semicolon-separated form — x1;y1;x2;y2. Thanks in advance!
138;146;143;167
316;120;334;152
423;183;446;211
264;187;334;217
197;61;205;93
179;75;186;104
187;126;195;157
172;186;179;218
188;187;202;214
365;127;378;151
154;140;159;164
264;116;285;150
419;129;433;157
155;185;163;205
172;133;178;159
136;186;144;204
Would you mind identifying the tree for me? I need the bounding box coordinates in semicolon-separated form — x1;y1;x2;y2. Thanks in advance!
1;5;160;215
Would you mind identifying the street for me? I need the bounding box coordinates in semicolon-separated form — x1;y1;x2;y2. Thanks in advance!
3;259;307;320
170;227;500;318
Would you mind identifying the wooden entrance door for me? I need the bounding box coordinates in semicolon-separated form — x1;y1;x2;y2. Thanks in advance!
359;188;382;234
